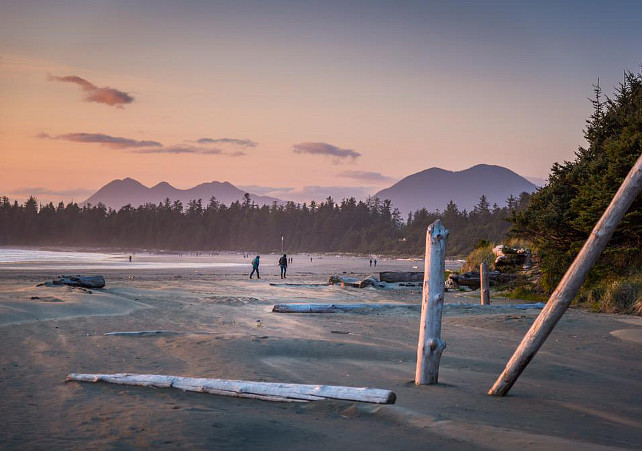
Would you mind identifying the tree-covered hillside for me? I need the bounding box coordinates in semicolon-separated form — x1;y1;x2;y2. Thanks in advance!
0;192;530;257
511;69;642;312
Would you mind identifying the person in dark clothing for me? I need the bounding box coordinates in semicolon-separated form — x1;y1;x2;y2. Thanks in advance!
250;255;260;279
369;259;372;267
279;254;288;279
374;258;377;267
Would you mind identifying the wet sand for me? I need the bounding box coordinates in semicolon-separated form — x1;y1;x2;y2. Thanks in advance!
0;254;640;449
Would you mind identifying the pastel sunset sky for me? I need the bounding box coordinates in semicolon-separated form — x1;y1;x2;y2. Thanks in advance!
1;0;641;204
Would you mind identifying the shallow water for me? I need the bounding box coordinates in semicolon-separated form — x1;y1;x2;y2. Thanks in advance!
0;248;248;270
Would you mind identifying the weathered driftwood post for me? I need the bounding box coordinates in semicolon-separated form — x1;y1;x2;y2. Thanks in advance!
489;154;642;396
415;220;449;385
480;260;490;305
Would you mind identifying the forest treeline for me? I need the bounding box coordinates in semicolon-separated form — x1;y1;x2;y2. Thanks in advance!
0;192;531;256
511;69;642;313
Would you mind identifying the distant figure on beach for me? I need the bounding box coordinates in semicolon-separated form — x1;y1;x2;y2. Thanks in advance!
369;259;372;267
279;254;288;279
250;255;260;279
374;258;377;267
129;255;132;263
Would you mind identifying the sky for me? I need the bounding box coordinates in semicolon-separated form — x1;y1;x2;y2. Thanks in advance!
1;0;641;204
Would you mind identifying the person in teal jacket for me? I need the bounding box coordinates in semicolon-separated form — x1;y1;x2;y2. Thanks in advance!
250;255;260;279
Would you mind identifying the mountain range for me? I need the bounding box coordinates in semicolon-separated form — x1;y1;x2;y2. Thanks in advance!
83;178;279;210
374;164;537;213
82;164;537;212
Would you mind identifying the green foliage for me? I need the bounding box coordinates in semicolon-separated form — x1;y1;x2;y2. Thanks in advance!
512;69;642;294
576;271;642;315
503;285;548;303
399;195;531;256
461;242;495;273
0;191;532;256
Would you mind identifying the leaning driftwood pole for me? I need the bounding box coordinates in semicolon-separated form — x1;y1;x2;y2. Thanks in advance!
415;220;449;385
480;260;490;305
489;154;642;397
66;373;396;404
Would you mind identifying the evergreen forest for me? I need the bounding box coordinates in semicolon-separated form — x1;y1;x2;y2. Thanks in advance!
0;192;531;256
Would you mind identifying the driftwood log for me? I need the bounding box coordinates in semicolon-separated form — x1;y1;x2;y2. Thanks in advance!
272;303;418;313
480;261;490;305
104;330;183;336
415;220;449;385
66;373;396;404
489;153;642;397
50;275;106;289
379;271;424;283
272;302;543;313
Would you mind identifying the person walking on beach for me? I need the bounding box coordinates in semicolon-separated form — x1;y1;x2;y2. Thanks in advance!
374;258;377;267
250;255;261;279
279;254;288;279
369;259;372;267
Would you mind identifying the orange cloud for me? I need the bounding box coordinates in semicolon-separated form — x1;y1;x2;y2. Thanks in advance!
48;74;134;108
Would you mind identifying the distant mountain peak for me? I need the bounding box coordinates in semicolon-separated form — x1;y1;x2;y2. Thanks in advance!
374;165;536;214
82;178;281;210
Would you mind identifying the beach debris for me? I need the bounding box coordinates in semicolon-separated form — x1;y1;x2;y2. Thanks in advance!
273;302;544;314
328;274;386;288
331;330;350;334
45;275;106;289
30;296;64;302
492;245;531;268
272;303;419;313
65;373;397;404
104;330;183;336
448;271;516;290
269;283;329;287
379;271;424;283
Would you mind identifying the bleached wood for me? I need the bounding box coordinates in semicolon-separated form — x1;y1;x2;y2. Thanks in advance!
272;303;417;313
66;373;397;404
480;261;490;305
415;220;449;385
104;330;182;336
489;153;642;397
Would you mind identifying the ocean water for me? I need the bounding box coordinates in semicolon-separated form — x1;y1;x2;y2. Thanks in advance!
0;248;249;270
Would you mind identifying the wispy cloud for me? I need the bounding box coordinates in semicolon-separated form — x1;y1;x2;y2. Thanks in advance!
338;170;396;183
39;131;247;157
292;142;361;162
48;74;134;108
11;187;94;197
134;145;244;156
39;132;161;149
197;138;257;147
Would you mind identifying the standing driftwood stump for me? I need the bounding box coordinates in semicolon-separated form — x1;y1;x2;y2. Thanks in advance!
480;260;490;305
415;220;449;385
489;153;642;397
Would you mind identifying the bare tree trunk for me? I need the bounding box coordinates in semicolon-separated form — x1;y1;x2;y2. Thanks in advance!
415;220;449;385
489;154;642;397
480;260;490;305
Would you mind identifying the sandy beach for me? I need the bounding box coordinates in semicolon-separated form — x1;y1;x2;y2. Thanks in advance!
0;250;640;449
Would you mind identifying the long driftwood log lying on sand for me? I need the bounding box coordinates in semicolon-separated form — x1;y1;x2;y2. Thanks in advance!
66;373;396;404
104;330;184;336
272;303;419;313
272;302;545;313
47;275;106;289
